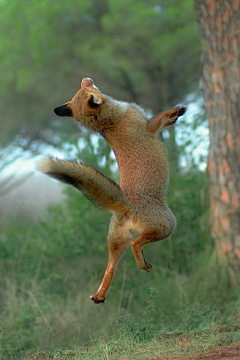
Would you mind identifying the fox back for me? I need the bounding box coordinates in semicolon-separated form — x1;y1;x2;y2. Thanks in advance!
38;77;186;303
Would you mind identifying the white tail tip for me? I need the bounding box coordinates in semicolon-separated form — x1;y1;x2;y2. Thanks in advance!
36;156;52;173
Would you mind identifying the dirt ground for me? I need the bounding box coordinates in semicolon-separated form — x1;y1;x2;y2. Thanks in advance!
166;344;240;360
25;344;240;360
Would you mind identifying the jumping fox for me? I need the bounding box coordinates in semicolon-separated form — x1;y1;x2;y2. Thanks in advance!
37;77;186;304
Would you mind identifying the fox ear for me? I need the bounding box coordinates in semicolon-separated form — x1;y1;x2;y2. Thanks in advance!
81;76;95;88
88;94;102;108
54;103;73;117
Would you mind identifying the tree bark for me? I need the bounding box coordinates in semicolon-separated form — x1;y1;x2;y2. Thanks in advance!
195;0;240;280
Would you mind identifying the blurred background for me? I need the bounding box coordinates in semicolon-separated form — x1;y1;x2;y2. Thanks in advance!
0;0;239;358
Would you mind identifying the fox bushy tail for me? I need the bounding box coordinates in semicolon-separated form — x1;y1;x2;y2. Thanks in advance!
37;157;129;213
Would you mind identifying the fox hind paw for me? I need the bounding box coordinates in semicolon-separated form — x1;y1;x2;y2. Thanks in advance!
90;294;105;304
143;263;153;272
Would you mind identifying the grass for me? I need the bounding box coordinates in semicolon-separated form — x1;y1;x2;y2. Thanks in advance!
1;236;240;359
2;267;240;360
23;328;240;359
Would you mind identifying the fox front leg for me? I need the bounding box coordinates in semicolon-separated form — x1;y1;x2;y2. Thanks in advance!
148;105;186;136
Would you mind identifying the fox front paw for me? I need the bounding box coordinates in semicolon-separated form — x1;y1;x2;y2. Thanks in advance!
90;294;105;304
172;106;186;124
177;105;186;117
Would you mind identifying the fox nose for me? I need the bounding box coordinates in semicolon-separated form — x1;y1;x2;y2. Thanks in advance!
54;103;73;117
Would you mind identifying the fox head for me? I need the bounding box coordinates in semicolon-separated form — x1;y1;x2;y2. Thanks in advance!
54;76;125;135
54;77;102;118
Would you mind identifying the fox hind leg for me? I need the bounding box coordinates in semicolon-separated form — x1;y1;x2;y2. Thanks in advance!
130;214;176;271
90;214;133;303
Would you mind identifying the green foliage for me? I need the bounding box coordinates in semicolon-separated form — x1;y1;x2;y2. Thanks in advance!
114;288;157;341
0;0;201;146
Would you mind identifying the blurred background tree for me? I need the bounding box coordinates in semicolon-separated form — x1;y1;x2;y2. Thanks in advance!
195;0;240;281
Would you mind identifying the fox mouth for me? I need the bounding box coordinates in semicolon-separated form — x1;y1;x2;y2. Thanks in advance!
54;103;73;117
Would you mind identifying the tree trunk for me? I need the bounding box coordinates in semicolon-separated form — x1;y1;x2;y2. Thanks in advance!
195;0;240;280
